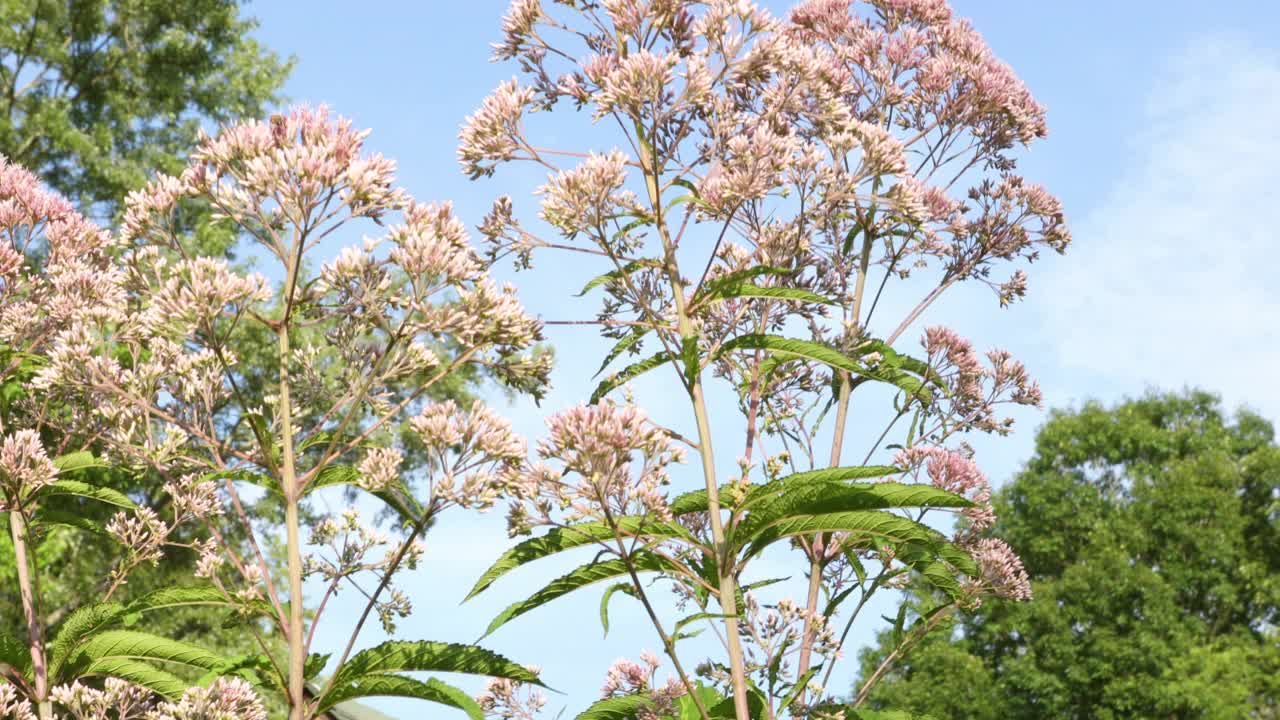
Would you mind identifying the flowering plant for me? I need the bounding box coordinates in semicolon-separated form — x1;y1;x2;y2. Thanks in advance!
0;0;1069;718
461;0;1066;718
1;108;550;720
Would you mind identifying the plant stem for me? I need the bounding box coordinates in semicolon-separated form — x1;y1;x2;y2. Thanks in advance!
10;510;50;719
635;121;752;720
603;508;711;720
278;227;307;720
796;221;876;700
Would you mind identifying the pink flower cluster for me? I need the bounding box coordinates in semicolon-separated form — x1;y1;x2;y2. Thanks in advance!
506;402;686;534
410;400;528;511
922;326;1042;436
894;444;994;534
600;652;685;720
966;537;1032;602
0;156;123;354
0;430;58;508
476;667;548;720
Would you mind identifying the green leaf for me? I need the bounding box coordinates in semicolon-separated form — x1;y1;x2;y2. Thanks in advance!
309;464;361;491
330;641;544;690
49;602;127;679
590;350;673;404
809;706;938;720
707;687;768;719
690;265;791;306
0;629;32;680
736;482;970;543
574;694;655;720
466;518;695;601
600;583;638;636
316;674;484;718
52;451;106;475
305;652;331;680
73;630;224;670
123;585;233;616
596;325;660;377
41;479;135;509
576;259;661;297
674;612;733;638
678;685;726;720
80;657;187;699
483;554;671;638
698;282;835;308
741;510;939;560
30;509;108;535
778;665;822;711
713;334;934;403
680;335;700;388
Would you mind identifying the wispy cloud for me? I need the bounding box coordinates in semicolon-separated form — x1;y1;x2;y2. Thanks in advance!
1037;34;1280;420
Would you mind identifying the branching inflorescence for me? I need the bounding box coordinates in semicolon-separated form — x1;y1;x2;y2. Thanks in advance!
460;0;1067;718
0;1;1069;718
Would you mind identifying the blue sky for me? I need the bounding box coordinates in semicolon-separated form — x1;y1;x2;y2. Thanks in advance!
246;1;1280;715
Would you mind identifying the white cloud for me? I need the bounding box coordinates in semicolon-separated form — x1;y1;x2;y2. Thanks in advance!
1039;34;1280;421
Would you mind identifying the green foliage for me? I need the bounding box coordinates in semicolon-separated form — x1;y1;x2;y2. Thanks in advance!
0;0;292;213
313;640;545;717
858;391;1280;719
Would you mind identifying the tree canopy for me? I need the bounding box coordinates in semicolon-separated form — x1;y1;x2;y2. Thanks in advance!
0;0;291;213
858;390;1280;719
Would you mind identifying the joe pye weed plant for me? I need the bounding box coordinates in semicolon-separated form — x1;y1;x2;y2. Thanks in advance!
461;0;1066;718
0;0;1070;718
2;109;551;720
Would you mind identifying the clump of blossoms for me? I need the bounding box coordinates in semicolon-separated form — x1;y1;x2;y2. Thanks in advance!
25;107;550;720
463;0;1066;717
505;402;686;535
146;678;267;720
476;668;548;720
600;653;687;720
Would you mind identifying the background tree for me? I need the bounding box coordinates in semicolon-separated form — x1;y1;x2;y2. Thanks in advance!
857;390;1280;719
0;0;291;216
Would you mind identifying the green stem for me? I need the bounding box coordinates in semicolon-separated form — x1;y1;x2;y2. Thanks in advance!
635;123;752;720
277;226;307;720
10;510;50;719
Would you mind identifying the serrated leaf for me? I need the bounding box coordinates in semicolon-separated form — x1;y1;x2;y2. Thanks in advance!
574;694;654;720
600;583;637;636
590;351;672;404
331;641;543;690
690;266;791;307
596;326;659;377
305;652;331;680
698;282;835;308
49;603;127;679
713;334;934;403
736;482;970;543
41;479;135;509
680;335;700;388
466;519;695;601
31;509;108;535
52;451;105;474
741;511;938;560
309;464;361;491
483;554;671;638
779;665;822;711
0;629;32;680
317;674;484;718
576;259;661;297
81;657;186;698
124;585;232;615
74;631;224;670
